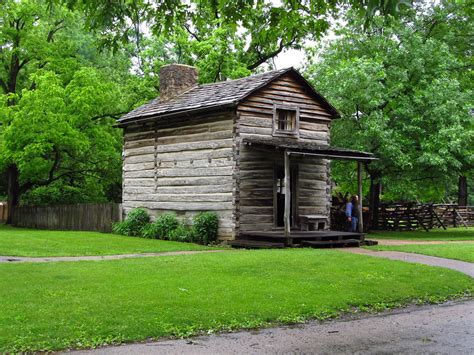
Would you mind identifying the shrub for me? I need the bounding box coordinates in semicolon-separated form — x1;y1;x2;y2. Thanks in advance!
168;223;194;242
112;208;150;237
192;212;218;245
141;223;159;239
146;213;179;240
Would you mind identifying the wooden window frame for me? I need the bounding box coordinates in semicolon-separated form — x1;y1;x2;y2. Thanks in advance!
272;105;300;138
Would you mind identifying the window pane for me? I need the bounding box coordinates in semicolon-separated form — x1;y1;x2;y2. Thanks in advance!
276;109;297;133
278;110;287;130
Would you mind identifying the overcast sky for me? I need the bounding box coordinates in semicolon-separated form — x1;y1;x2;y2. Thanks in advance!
274;48;306;70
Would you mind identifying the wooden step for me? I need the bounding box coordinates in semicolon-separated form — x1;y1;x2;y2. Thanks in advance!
301;239;361;248
228;240;286;249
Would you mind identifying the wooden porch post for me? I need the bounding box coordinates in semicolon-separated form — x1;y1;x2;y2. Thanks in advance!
357;161;364;237
284;150;292;245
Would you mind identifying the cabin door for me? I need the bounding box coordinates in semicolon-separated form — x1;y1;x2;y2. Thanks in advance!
274;165;298;228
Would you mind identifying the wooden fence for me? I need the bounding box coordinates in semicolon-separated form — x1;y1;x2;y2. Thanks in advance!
0;202;7;223
376;203;473;231
11;203;122;232
331;202;473;232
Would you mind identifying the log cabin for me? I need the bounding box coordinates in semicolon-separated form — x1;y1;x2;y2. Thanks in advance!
118;64;376;248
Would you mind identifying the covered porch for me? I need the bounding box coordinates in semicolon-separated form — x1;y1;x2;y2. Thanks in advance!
232;137;377;248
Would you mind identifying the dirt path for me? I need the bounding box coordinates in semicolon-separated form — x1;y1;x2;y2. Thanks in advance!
69;300;474;354
374;239;474;246
0;249;227;263
342;248;474;277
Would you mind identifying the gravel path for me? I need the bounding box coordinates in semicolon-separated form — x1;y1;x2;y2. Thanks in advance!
0;249;227;263
342;248;474;277
68;300;474;354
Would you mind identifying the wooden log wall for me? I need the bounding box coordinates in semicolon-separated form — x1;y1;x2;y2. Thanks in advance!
11;203;121;232
122;110;237;239
236;72;333;233
297;157;331;224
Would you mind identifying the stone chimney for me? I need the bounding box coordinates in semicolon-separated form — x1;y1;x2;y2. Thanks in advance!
159;64;198;102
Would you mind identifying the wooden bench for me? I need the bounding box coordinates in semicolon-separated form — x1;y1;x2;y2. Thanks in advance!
299;215;327;231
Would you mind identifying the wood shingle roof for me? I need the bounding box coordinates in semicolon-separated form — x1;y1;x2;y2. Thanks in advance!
118;67;339;126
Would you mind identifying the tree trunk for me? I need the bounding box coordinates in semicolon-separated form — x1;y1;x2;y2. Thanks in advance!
369;175;382;230
458;175;468;206
6;164;20;224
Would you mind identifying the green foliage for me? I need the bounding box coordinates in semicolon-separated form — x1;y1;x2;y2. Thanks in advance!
0;1;155;205
305;1;473;202
168;222;194;243
113;208;150;237
113;210;217;245
143;213;179;240
70;0;411;84
192;212;219;245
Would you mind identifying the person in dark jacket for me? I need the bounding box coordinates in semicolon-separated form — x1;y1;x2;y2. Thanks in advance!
345;195;359;232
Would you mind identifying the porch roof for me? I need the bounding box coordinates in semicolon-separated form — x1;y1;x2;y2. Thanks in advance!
242;137;377;162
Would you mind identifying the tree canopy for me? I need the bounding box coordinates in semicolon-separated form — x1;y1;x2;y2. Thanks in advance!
0;0;151;205
305;0;473;203
1;0;471;212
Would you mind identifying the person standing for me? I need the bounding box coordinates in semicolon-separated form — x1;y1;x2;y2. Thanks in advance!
345;195;359;232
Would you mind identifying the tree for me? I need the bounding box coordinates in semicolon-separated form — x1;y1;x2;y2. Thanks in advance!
1;0;413;220
305;0;473;224
0;69;123;204
0;1;151;219
63;0;413;81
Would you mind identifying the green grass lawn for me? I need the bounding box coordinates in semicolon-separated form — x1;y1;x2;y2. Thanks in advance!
368;243;474;263
0;225;211;257
0;249;472;352
368;227;474;241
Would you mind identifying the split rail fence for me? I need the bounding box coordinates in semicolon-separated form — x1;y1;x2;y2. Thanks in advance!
376;203;473;231
331;202;473;232
11;203;122;232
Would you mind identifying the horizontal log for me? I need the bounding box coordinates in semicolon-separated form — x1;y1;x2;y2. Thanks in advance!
239;198;273;207
239;115;273;128
123;184;234;194
155;176;234;186
299;180;327;190
155;148;233;161
239;214;273;224
123;201;234;211
239;223;274;231
157;158;234;169
239;189;273;198
123;193;233;203
243;94;330;117
154;167;233;177
124;130;233;149
156;138;233;153
239;206;274;214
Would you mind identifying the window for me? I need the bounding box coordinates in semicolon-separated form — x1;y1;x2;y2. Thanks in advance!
273;105;299;137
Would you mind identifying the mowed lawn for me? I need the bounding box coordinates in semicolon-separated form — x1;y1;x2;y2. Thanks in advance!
368;227;474;241
1;249;472;352
369;243;474;263
0;225;211;257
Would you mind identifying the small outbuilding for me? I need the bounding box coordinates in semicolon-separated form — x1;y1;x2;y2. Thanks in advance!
118;64;375;247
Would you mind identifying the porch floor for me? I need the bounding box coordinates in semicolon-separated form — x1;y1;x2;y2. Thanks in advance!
230;230;374;249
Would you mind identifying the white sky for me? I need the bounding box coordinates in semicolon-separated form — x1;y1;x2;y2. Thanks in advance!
274;48;306;70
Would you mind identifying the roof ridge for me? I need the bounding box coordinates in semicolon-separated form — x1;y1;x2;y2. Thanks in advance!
197;67;292;88
152;67;292;106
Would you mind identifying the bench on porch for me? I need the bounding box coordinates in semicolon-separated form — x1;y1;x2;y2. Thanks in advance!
299;214;327;231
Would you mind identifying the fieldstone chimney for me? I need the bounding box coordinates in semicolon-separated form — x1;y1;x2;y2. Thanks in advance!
159;64;198;102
